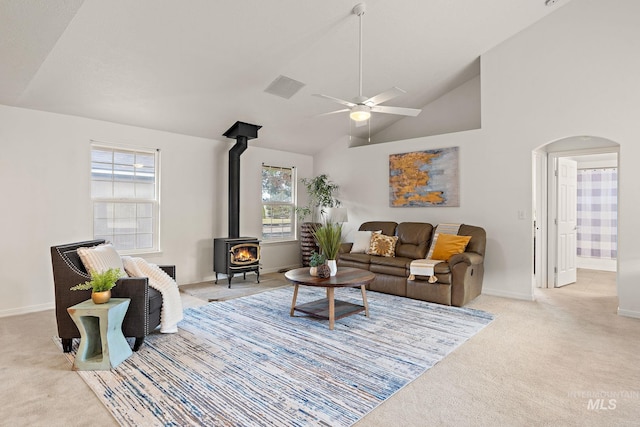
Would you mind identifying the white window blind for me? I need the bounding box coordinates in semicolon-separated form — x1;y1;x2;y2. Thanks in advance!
261;164;295;241
91;143;160;252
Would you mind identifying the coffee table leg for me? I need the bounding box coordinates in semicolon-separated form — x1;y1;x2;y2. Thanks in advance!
327;287;335;330
290;284;299;317
360;284;369;317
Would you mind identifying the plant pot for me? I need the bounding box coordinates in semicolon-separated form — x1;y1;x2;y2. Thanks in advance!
327;260;337;276
92;290;111;304
300;222;321;266
309;266;318;276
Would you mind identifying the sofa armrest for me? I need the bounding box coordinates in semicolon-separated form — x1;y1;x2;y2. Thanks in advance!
110;277;153;335
111;277;149;298
158;265;176;280
449;252;483;267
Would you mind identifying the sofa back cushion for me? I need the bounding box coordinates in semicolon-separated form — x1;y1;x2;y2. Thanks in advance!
395;222;433;259
359;221;397;236
458;224;486;257
56;239;107;275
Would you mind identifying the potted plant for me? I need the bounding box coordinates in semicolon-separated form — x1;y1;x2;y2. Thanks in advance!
295;174;342;222
296;174;341;267
70;268;122;304
308;251;326;276
312;222;343;276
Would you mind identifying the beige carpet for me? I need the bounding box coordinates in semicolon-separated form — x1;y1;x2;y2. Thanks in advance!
3;269;639;426
179;272;291;301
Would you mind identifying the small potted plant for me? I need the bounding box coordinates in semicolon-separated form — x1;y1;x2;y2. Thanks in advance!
312;222;343;276
308;251;326;276
70;268;122;304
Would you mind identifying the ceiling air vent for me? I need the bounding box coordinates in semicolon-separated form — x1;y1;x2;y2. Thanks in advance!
264;75;305;99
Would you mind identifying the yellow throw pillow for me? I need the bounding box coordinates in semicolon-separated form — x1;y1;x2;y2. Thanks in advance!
431;233;472;261
367;233;399;257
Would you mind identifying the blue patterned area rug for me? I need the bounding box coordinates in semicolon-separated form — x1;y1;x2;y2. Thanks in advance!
65;287;494;426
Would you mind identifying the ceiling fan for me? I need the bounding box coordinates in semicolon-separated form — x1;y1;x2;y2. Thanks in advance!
314;2;422;126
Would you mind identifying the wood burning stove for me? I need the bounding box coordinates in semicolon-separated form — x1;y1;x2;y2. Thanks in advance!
214;121;262;287
214;237;260;286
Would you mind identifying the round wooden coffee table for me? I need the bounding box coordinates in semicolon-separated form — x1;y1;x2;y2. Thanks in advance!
284;267;375;330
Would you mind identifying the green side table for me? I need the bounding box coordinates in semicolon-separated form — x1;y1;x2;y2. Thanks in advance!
67;298;133;371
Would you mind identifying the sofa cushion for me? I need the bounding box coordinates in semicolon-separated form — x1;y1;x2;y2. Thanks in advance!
395;222;433;259
370;255;412;269
413;262;452;284
367;233;398;257
434;262;452;275
359;221;397;236
339;252;372;265
431;233;472;261
370;260;410;277
148;287;163;313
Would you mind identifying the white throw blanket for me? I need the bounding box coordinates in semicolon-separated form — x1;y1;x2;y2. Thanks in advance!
409;223;462;282
122;256;184;333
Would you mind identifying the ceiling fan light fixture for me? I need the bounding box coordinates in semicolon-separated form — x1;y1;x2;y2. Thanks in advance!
350;105;371;121
313;2;422;125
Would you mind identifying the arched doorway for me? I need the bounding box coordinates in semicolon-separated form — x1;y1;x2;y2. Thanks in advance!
532;136;619;293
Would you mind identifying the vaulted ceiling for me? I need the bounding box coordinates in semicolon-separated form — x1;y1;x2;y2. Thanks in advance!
0;0;570;154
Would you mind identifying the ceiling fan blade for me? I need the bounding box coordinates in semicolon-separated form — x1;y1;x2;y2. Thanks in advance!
364;87;406;106
371;105;422;117
317;109;350;117
313;94;356;108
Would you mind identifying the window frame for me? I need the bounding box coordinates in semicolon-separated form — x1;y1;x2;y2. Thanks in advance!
90;142;161;254
261;164;297;243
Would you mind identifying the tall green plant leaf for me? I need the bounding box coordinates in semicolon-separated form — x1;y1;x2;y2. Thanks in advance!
312;223;343;260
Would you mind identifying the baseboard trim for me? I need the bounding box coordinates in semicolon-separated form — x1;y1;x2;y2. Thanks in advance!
261;264;302;275
482;287;534;301
0;302;54;318
617;308;640;319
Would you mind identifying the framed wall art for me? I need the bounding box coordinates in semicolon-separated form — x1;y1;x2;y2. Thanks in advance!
389;146;459;207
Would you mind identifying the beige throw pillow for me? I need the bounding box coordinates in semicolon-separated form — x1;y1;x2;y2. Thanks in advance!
350;230;382;253
367;233;398;257
77;243;128;277
351;231;373;253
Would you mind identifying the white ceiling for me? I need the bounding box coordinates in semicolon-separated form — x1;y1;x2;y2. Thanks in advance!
0;0;571;155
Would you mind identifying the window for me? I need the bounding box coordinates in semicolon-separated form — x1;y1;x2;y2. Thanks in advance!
261;164;295;241
91;143;160;253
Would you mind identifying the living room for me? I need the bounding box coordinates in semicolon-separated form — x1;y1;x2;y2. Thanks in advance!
2;0;639;425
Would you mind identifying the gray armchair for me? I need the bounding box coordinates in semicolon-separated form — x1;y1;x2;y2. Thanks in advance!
50;240;175;352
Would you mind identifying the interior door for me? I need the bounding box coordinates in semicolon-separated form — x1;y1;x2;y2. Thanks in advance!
556;158;577;287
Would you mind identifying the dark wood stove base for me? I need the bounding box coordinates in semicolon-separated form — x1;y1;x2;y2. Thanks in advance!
215;268;260;288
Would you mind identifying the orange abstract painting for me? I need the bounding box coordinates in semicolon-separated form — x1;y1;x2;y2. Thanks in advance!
389;147;459;207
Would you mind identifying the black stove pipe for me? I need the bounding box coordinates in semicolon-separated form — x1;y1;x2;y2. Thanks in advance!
228;136;247;238
223;121;262;239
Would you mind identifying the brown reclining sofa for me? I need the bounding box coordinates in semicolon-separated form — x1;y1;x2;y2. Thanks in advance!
337;221;486;307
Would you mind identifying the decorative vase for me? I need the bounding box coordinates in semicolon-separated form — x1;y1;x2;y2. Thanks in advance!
309;266;318;276
327;259;337;276
92;290;111;304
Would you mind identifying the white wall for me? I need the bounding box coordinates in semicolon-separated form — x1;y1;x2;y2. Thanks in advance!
371;75;481;145
236;145;313;276
315;0;640;316
0;105;312;316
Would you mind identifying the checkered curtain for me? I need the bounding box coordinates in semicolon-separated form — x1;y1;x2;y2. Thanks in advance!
577;168;617;259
